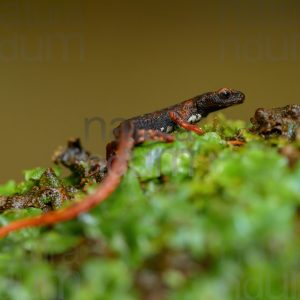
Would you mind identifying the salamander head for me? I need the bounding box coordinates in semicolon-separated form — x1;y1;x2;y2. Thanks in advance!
196;88;245;114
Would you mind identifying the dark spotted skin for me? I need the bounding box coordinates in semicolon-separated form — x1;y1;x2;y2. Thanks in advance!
112;102;191;139
114;88;245;135
124;101;196;133
108;88;245;158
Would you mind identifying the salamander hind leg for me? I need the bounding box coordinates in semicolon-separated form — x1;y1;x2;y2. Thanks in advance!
134;129;175;145
169;111;204;135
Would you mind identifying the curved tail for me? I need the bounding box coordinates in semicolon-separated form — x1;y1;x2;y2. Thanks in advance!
0;122;135;238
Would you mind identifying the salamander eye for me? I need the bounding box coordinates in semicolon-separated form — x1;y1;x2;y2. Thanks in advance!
218;88;231;100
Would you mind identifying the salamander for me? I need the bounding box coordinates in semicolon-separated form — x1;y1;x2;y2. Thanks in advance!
0;87;245;238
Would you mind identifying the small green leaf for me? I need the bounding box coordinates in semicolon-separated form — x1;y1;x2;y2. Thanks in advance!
24;167;46;182
0;180;17;196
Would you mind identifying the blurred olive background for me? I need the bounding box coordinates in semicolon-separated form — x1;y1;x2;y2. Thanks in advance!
0;0;299;182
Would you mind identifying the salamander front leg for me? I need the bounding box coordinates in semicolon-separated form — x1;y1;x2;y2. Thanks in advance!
169;111;204;135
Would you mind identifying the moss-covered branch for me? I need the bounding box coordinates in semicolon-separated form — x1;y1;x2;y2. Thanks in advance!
0;114;299;299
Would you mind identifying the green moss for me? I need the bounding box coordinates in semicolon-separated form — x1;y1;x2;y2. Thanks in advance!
0;180;17;196
0;115;299;299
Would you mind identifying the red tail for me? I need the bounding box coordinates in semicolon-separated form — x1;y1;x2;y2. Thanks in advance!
0;122;134;238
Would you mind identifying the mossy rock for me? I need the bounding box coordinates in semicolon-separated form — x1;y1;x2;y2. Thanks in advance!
0;115;299;300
